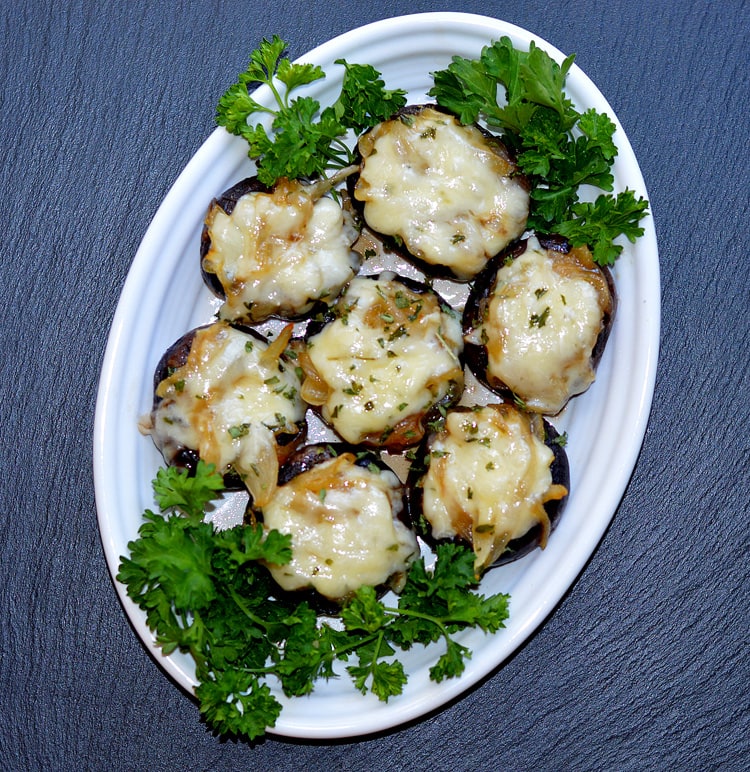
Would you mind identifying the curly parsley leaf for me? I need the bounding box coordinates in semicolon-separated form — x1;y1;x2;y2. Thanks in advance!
427;55;499;126
347;635;407;701
341;584;389;633
196;670;282;741
152;461;225;522
430;36;649;264
338;544;510;698
275;57;326;95
216;36;405;184
117;510;217;621
555;189;650;265
322;59;407;134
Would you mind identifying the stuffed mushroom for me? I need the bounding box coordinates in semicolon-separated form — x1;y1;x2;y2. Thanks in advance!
201;176;360;324
463;234;616;415
295;272;465;450
351;104;529;281
253;443;419;607
407;403;569;574
143;320;306;505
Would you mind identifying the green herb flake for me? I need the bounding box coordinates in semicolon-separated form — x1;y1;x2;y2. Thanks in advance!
529;306;551;328
229;423;250;439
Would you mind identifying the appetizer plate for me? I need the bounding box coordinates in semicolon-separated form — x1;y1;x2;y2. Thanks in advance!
94;12;659;739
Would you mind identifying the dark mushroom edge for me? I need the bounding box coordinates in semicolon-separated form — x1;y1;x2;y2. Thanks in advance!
200;177;272;299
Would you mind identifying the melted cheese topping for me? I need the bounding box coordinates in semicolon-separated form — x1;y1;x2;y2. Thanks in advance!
149;322;305;504
261;453;418;601
468;237;612;414
203;178;359;322
354;107;529;280
304;275;464;445
421;405;566;572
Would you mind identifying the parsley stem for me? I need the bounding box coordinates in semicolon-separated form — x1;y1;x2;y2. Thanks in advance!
267;80;286;112
381;605;452;642
227;585;272;632
357;629;388;684
328;630;382;659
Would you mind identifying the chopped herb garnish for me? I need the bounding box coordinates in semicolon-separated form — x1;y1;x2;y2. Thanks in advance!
388;325;408;342
229;423;250;439
529;306;551;328
394;291;412;309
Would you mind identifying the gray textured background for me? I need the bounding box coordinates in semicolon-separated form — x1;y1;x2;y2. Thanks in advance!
2;1;748;769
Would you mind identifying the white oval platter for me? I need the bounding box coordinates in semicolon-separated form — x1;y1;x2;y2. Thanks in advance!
94;12;659;739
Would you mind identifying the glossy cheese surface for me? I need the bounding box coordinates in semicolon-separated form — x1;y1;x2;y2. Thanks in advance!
261;453;418;601
304;275;464;445
421;405;566;571
203;179;359;322
148;322;305;503
354;106;529;280
469;238;611;414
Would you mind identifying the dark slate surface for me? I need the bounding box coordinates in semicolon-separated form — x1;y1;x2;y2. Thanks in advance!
2;1;748;769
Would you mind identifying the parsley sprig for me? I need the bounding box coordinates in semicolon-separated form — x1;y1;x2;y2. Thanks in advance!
216;35;406;185
117;463;509;741
429;36;649;264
